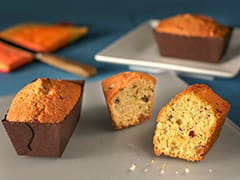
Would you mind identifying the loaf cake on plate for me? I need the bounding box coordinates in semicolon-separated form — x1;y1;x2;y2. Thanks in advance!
153;84;230;161
153;13;232;62
2;78;84;157
102;72;156;129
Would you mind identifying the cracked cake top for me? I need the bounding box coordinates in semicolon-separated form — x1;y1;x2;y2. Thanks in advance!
155;13;230;38
6;78;81;123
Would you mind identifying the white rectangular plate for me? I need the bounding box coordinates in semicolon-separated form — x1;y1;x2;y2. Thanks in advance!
95;20;240;78
0;73;240;180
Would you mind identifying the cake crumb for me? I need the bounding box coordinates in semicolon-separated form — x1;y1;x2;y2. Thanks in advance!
175;171;179;174
209;169;212;173
160;169;165;175
185;168;190;174
151;159;155;164
144;168;148;173
128;143;134;148
129;164;136;172
162;163;167;169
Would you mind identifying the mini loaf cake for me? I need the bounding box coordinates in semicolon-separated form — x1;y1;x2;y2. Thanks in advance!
153;13;232;62
153;84;230;161
102;72;156;129
2;78;84;157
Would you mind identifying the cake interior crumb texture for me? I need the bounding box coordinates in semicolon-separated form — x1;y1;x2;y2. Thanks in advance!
111;79;154;128
102;72;156;129
153;84;230;161
6;78;81;124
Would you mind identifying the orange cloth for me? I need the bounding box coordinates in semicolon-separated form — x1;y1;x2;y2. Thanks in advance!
0;42;33;72
0;24;72;52
0;23;88;72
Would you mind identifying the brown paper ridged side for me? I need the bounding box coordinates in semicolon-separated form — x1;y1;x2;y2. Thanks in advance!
153;29;232;62
2;80;84;157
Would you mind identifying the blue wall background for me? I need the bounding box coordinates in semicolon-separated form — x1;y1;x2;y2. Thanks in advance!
0;0;239;26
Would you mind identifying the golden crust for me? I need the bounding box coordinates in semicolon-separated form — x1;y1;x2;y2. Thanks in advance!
155;14;230;38
6;78;82;124
153;84;230;161
102;72;156;129
156;84;230;123
102;72;156;103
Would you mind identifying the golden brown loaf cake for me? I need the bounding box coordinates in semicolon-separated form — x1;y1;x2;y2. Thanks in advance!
102;72;156;129
155;14;230;38
6;78;82;124
153;84;230;161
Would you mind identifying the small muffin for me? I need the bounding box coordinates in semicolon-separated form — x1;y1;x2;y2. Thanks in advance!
2;78;84;157
102;72;156;129
0;23;88;52
153;13;232;62
153;84;230;161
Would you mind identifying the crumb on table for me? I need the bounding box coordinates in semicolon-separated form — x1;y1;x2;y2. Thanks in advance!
185;168;190;174
162;163;167;169
144;168;148;173
129;164;136;172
